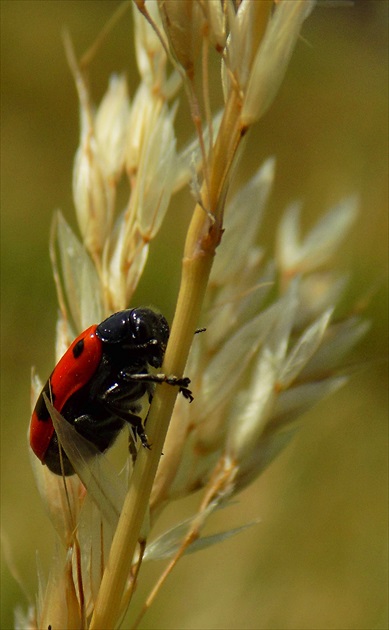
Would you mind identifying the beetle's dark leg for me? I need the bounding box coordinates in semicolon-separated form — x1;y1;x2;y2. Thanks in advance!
120;371;194;402
126;413;151;449
128;430;138;464
97;404;151;451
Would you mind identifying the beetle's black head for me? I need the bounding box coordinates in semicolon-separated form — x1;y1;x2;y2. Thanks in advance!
96;308;170;368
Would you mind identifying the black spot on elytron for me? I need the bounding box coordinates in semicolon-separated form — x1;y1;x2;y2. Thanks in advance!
73;338;85;359
35;380;55;421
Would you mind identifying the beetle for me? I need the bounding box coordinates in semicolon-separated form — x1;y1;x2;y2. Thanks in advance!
30;307;192;476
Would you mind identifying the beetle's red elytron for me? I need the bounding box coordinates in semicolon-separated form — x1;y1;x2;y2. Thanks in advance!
30;308;192;476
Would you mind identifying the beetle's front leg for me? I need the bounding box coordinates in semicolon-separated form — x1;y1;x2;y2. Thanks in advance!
120;371;194;402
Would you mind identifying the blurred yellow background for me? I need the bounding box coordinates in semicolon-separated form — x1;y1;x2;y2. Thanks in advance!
1;1;387;629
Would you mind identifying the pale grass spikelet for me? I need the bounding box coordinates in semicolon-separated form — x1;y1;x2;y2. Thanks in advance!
53;211;103;332
133;0;182;98
133;0;166;86
14;605;36;630
95;74;130;180
105;84;178;309
127;95;177;238
72;69;124;262
277;197;359;277
23;2;370;629
201;0;226;52
158;0;205;80
125;83;164;173
73;133;114;261
37;547;82;630
222;0;273;101
241;0;316;125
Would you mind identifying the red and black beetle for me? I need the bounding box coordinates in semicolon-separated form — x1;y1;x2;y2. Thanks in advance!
30;308;191;476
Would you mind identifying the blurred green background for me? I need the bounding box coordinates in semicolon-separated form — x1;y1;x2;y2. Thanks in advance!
1;1;387;629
